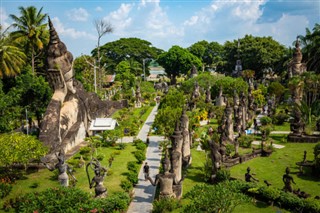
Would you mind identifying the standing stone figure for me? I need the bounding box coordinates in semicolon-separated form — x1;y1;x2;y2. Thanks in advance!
205;86;212;103
42;151;76;187
86;158;107;198
180;109;191;167
149;153;183;199
135;85;142;108
282;167;296;192
209;140;222;181
216;86;226;106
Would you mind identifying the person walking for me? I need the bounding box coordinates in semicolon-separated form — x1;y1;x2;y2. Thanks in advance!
143;162;150;181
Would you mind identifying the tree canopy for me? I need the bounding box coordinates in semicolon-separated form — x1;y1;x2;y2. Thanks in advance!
157;45;202;84
223;35;286;78
93;37;163;72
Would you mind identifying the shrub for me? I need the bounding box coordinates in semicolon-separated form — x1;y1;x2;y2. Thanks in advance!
79;146;91;155
134;150;146;163
152;197;181;213
0;182;12;198
118;143;126;150
215;169;231;182
120;179;133;192
136;142;147;151
127;171;139;185
260;116;272;126
272;113;289;125
29;182;39;189
67;158;80;168
304;198;320;213
133;139;144;145
238;135;254;148
112;150;121;156
225;144;235;156
96;154;104;161
277;191;305;211
127;161;139;173
259;186;280;201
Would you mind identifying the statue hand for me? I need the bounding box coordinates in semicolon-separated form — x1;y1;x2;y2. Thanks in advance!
48;68;68;103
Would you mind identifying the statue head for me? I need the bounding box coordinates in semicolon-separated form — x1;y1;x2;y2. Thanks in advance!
285;167;290;174
247;167;251;173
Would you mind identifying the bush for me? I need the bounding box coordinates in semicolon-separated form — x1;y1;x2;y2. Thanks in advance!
260;116;272;126
67;158;80;168
5;187;131;213
96;154;104;161
79;146;91;155
238;135;254;148
126;171;139;185
259;186;280;201
127;161;140;173
277;191;305;211
136;142;147;151
134;150;146;163
272;113;289;125
152;198;181;213
215;169;231;182
118;143;126;150
225;144;235;156
133;139;144;145
0;182;12;198
120;179;133;192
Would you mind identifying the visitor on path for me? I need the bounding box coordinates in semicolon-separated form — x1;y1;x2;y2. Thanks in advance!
143;162;150;181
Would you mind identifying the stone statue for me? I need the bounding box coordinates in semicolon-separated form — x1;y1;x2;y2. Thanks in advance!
282;167;296;192
191;81;201;99
42;151;76;187
149;152;183;199
245;167;258;182
209;139;222;181
288;38;307;77
215;86;226;106
86;158;107;198
180;109;191;167
135;84;142;108
190;64;198;78
39;18;110;155
290;106;304;136
205;86;212;103
220;101;234;144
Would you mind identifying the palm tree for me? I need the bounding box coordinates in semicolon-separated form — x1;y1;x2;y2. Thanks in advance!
0;25;26;78
9;6;48;73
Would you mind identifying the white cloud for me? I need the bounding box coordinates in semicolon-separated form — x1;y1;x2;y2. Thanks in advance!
104;3;133;34
0;7;10;31
95;6;103;12
67;8;89;22
51;17;95;40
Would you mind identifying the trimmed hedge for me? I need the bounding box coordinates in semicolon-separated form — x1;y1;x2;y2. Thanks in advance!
3;187;130;213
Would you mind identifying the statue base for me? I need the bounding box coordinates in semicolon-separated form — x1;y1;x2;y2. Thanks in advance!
287;134;320;143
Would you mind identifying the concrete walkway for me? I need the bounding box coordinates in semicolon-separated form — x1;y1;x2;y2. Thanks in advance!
127;104;164;213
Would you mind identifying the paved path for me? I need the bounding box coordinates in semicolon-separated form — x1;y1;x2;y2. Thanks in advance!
127;104;165;213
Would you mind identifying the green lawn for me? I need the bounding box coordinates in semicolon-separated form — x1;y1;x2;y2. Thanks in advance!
175;140;320;213
0;144;139;209
273;122;290;131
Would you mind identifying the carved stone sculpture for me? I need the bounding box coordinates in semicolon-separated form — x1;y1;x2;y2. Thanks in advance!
42;151;76;187
170;122;183;181
135;84;142;108
180;109;191;167
39;18;110;155
209;139;222;181
282;167;296;192
205;86;212;103
215;86;226;106
149;152;183;199
86;158;107;198
190;64;198;78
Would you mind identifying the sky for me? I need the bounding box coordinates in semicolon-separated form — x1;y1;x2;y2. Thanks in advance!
1;0;319;57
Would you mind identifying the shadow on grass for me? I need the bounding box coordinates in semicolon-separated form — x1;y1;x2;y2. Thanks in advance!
185;166;205;183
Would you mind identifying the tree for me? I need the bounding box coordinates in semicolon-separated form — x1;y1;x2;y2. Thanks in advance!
188;40;225;71
157;45;202;84
73;55;95;92
93;38;163;72
0;132;47;169
268;81;285;104
94;19;113;90
223;35;286;77
0;26;26;78
9;6;48;73
298;24;320;73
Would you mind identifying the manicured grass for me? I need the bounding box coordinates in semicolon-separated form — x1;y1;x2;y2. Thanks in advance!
0;144;139;208
230;143;320;197
273;122;290;131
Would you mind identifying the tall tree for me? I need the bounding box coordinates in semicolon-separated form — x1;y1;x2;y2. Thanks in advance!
157;45;202;84
223;35;286;78
94;38;163;72
298;23;320;73
9;6;48;73
94;19;113;90
0;26;26;78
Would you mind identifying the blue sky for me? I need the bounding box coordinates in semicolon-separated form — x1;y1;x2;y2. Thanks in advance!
1;0;319;57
